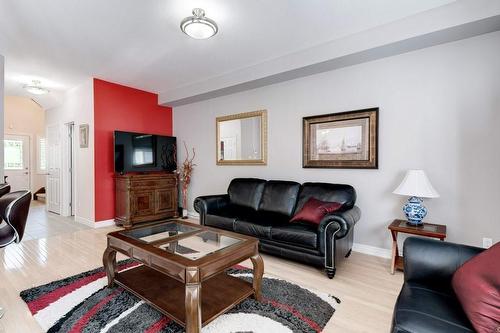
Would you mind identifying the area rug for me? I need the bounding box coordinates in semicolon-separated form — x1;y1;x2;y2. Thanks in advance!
20;260;340;333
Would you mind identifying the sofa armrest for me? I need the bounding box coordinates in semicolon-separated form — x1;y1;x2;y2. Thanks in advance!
403;237;483;291
318;205;361;239
193;195;230;225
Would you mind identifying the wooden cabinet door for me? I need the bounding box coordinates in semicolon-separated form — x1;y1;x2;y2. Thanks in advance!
155;188;176;214
131;190;155;217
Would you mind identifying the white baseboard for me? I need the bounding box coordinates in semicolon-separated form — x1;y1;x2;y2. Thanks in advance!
74;216;95;228
187;211;200;219
352;242;391;259
75;216;116;228
94;219;116;228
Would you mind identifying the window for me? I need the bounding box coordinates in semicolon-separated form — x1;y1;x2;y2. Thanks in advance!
37;137;47;173
4;139;24;170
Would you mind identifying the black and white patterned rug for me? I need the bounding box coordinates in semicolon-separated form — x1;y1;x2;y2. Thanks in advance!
20;260;339;332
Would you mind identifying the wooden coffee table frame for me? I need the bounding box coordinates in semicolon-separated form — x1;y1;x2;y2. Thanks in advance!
103;220;263;333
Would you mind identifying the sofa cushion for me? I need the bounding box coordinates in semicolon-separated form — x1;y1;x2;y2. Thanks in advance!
290;197;342;225
452;242;500;333
214;204;256;220
258;181;301;217
294;183;356;214
243;210;290;225
271;223;318;249
227;178;266;210
204;214;235;231
234;220;273;239
392;284;474;333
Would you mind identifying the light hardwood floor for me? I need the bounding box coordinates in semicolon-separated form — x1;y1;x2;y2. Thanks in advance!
23;201;90;240
0;221;403;333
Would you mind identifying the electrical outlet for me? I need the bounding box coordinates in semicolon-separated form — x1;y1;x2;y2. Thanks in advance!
482;238;493;249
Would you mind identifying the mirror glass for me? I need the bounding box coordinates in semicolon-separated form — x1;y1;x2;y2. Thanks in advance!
216;110;267;165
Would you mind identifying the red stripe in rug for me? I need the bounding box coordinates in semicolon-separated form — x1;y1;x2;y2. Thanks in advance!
263;297;322;332
68;289;121;333
144;317;171;333
28;261;139;314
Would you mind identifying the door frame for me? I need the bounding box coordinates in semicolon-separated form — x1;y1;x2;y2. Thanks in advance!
62;122;75;216
4;132;32;191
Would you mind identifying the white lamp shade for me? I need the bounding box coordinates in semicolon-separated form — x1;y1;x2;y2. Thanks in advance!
393;169;440;198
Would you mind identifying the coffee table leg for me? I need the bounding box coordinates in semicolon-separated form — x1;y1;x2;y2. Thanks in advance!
102;246;117;287
185;282;202;333
251;254;264;301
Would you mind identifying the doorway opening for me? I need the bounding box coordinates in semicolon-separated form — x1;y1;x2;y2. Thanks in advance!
4;134;31;191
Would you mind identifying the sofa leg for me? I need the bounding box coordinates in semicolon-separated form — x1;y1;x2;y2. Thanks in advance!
345;248;352;258
325;268;336;279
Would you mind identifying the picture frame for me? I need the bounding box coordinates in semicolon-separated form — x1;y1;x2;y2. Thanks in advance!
216;110;268;166
79;124;89;148
303;108;378;169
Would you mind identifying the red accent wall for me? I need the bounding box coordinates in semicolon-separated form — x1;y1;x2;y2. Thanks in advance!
93;78;173;222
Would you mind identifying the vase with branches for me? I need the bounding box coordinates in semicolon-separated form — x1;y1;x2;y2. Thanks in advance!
177;141;196;218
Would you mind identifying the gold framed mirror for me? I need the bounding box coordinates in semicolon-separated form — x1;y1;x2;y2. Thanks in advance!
216;110;267;165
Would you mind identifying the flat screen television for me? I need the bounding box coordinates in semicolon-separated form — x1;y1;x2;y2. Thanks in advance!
114;130;177;174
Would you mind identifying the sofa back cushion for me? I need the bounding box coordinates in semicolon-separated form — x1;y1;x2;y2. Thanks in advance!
294;183;356;215
258;180;301;217
227;178;266;210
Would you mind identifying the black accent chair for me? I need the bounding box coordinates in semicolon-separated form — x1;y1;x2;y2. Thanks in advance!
0;183;11;198
0;189;31;318
194;178;361;278
0;190;32;248
391;237;484;333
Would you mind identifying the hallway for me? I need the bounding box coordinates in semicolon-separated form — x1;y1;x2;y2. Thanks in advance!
23;201;90;241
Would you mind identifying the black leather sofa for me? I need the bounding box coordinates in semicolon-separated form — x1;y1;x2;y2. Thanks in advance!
194;178;361;278
391;237;484;333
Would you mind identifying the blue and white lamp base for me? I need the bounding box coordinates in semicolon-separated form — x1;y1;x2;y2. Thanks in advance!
402;196;427;226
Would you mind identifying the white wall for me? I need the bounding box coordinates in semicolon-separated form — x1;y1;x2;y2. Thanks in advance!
174;31;500;250
4;96;46;193
46;79;95;223
0;55;4;183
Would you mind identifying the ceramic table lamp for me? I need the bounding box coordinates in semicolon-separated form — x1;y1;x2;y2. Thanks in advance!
393;170;439;225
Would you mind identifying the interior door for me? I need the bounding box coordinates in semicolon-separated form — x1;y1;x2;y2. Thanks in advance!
4;134;31;191
47;125;61;214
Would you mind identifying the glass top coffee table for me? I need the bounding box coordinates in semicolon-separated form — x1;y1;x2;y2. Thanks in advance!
103;220;263;333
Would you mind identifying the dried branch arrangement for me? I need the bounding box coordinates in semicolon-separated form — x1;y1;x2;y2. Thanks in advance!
178;141;196;212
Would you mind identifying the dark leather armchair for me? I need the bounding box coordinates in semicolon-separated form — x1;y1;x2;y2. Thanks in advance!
391;237;484;333
0;190;31;248
0;189;31;318
0;183;11;198
195;178;361;278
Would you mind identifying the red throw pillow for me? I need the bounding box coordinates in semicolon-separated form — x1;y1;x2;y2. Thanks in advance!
451;242;500;333
290;198;342;225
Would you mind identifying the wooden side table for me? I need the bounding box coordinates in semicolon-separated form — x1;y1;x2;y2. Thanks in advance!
388;219;447;274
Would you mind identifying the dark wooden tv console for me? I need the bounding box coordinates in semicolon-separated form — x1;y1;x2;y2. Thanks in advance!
115;173;178;227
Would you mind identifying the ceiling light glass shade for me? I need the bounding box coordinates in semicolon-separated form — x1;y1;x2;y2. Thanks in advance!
23;80;50;95
180;8;218;39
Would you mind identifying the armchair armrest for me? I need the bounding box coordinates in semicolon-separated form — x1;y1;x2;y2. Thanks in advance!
403;237;483;291
193;195;230;225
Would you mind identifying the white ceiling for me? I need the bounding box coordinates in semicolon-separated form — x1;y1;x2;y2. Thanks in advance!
0;0;456;109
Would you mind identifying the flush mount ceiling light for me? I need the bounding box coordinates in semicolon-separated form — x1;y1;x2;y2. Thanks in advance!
180;8;218;39
23;80;50;95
